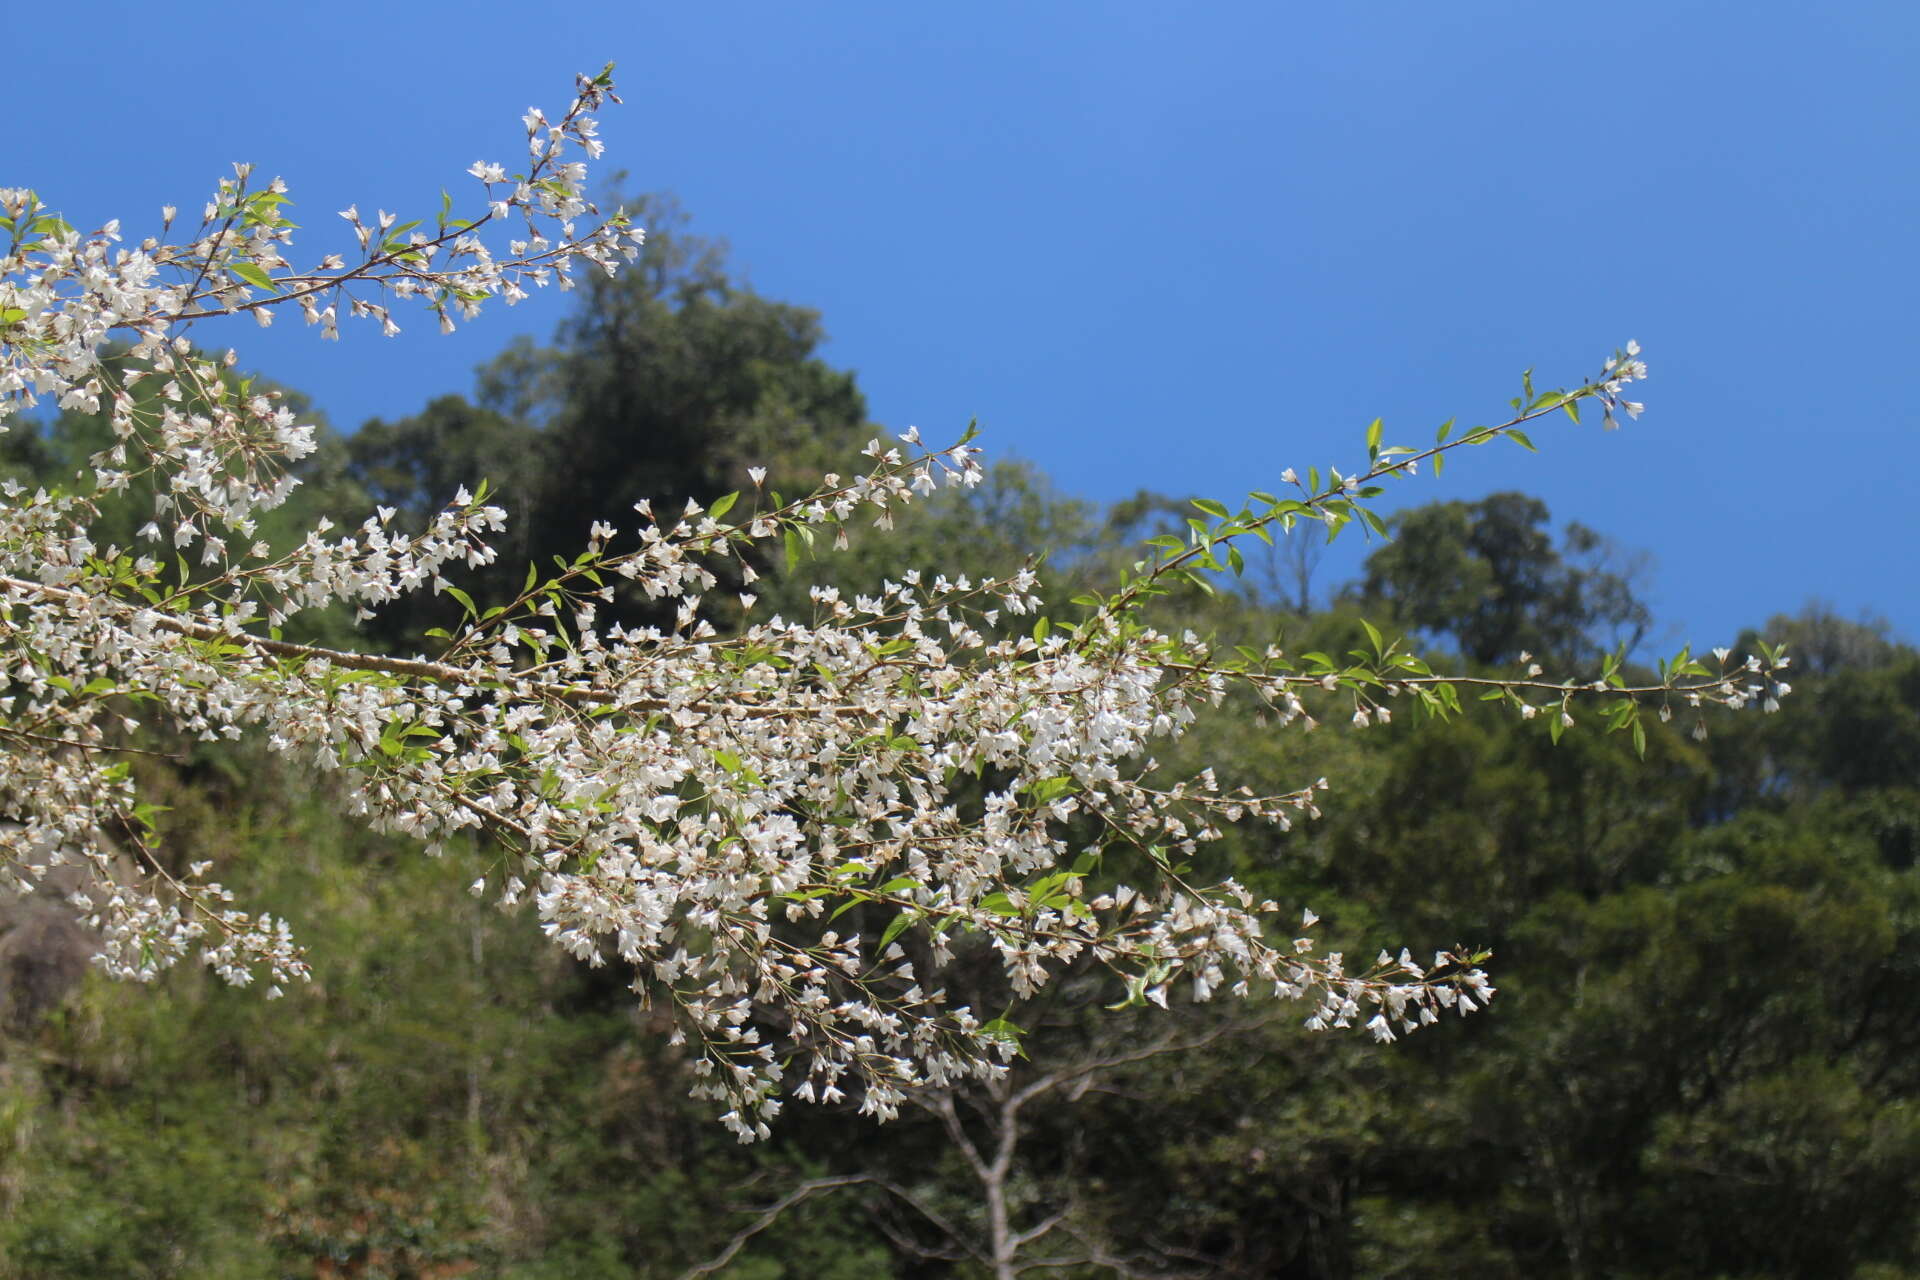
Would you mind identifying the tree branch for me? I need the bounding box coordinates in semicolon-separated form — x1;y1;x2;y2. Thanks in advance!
676;1173;873;1280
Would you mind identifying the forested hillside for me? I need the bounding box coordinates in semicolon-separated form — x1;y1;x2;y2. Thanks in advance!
1;210;1913;1280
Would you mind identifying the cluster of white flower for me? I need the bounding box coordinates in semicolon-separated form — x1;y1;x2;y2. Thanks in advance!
0;69;1786;1138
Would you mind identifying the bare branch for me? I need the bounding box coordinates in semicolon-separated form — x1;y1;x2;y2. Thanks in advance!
926;1092;993;1183
1008;1014;1274;1115
1009;1206;1069;1250
864;1175;989;1264
677;1174;872;1280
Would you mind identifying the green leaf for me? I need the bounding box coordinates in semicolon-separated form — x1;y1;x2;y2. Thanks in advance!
707;490;738;521
1192;497;1230;520
1365;416;1383;459
784;527;804;573
1507;429;1538;453
1027;776;1079;805
1436;418;1455;443
1632;717;1648;759
227;261;276;292
1027;871;1075;909
1359;618;1384;659
878;910;918;950
980;1017;1027;1057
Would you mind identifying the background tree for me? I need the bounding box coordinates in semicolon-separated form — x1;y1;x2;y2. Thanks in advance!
1352;492;1651;666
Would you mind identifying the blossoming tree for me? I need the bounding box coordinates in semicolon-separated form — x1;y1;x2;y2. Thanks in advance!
0;67;1788;1140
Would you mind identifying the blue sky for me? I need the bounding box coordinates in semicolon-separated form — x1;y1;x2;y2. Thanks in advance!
10;3;1916;649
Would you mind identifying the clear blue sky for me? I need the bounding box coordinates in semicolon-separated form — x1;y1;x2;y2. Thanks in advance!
11;3;1916;649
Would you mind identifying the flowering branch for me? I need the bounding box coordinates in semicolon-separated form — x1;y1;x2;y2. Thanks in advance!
0;66;1788;1139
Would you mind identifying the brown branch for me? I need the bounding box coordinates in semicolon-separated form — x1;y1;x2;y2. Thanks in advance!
0;726;183;760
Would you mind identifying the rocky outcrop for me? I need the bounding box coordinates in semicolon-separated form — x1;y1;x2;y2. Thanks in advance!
0;863;99;1031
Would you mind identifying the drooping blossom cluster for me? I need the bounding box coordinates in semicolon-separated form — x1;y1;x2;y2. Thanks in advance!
0;69;1788;1137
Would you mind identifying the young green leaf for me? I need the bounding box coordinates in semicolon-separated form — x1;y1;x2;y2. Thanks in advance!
227;262;276;292
878;910;918;950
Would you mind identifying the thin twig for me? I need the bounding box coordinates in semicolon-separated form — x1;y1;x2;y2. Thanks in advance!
677;1174;873;1280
